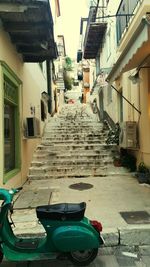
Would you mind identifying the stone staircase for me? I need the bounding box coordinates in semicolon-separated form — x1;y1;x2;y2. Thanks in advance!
28;104;128;180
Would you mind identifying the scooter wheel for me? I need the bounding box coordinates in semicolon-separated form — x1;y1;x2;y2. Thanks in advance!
68;248;98;266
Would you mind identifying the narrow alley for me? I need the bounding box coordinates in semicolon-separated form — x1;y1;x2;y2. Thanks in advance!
2;102;150;265
1;0;150;266
12;103;150;248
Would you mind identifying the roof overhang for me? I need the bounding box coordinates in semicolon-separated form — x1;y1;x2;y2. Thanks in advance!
0;0;57;62
83;22;107;59
107;17;150;82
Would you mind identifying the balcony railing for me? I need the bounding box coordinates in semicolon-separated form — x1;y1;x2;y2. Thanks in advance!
83;5;107;59
116;0;141;44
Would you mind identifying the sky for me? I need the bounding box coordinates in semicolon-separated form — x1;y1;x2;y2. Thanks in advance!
57;0;89;59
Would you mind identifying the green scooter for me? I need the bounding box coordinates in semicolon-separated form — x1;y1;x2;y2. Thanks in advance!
0;187;104;266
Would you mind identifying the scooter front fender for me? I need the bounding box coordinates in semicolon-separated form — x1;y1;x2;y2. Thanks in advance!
52;225;100;252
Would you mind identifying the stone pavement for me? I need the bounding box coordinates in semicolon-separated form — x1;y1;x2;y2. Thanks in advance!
13;174;150;247
1;246;150;266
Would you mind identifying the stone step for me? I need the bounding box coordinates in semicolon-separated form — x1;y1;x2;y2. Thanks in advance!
44;128;104;133
28;167;128;180
42;136;107;141
33;153;112;161
43;132;106;136
33;155;113;162
44;132;106;136
31;157;113;167
29;162;114;175
46;121;103;124
34;152;116;159
28;166;129;180
28;167;109;178
28;173;106;180
46;123;103;127
33;152;113;159
35;145;113;152
42;137;107;143
38;143;117;150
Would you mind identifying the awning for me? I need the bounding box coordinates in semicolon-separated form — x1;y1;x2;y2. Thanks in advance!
84;22;107;59
107;17;150;82
0;0;57;62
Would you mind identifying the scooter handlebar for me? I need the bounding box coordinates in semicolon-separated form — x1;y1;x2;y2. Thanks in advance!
13;187;23;193
0;187;23;205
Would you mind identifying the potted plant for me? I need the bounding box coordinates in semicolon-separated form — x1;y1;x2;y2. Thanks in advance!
113;156;122;167
121;153;136;172
136;162;150;184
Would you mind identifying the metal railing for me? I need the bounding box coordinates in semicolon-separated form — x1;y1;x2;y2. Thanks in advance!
116;0;142;44
84;5;107;49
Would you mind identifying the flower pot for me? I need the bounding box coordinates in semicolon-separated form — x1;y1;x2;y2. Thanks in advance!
113;159;122;167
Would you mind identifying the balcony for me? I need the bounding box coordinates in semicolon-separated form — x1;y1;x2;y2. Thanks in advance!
107;0;150;81
0;0;57;62
116;0;143;45
83;6;107;59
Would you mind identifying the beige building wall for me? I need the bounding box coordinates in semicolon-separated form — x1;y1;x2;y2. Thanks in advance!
110;68;150;167
0;28;48;188
138;68;150;165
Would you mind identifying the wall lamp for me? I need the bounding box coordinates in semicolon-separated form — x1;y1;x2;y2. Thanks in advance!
128;66;150;84
128;71;140;84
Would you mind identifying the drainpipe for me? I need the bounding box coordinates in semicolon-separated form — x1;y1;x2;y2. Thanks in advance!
46;60;52;114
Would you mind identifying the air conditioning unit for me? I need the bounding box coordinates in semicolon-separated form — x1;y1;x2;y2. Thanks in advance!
26;117;40;138
119;121;138;148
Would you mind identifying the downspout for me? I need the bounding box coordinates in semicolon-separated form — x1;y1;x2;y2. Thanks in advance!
46;60;52;114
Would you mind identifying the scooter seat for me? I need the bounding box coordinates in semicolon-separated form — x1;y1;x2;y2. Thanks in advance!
36;202;86;221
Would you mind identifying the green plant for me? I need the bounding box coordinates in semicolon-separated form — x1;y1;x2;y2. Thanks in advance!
64;56;73;71
136;162;150;184
63;72;72;90
120;149;136;172
137;162;149;173
113;157;122;167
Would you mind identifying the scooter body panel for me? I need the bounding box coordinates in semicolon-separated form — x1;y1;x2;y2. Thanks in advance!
2;243;57;262
51;225;100;252
39;217;102;252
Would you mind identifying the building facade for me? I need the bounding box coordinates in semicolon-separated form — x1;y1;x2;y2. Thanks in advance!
0;0;59;188
81;0;150;166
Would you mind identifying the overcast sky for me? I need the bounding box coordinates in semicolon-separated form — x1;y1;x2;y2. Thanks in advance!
57;0;89;59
